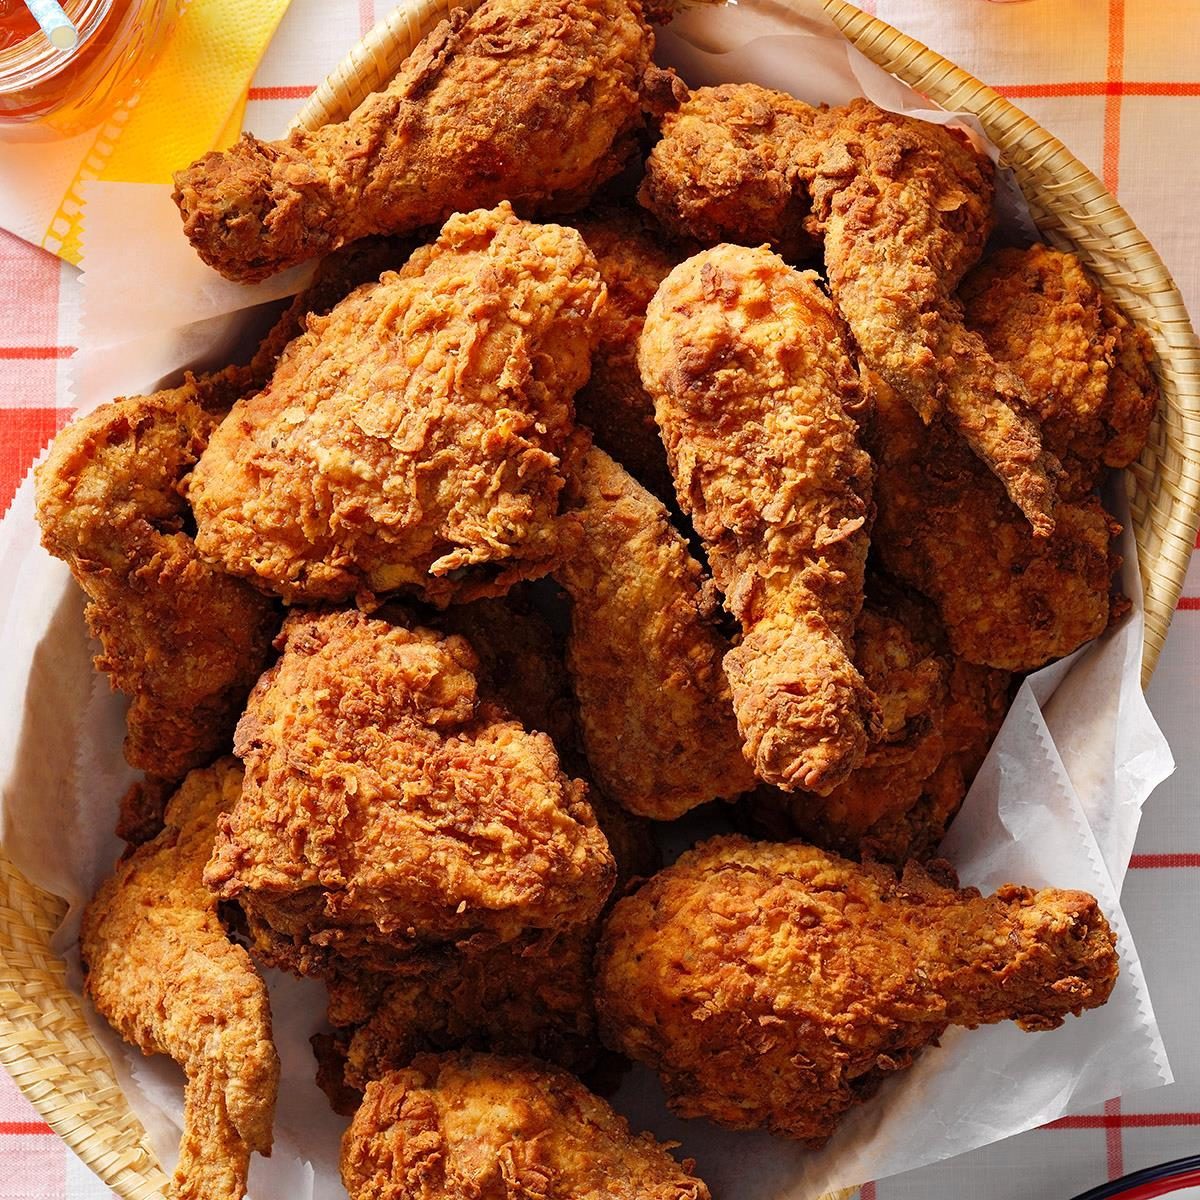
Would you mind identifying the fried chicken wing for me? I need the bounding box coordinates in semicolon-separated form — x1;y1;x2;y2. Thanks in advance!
747;586;1012;863
962;243;1158;496
189;205;603;607
341;1052;711;1200
596;835;1119;1147
80;760;279;1200
555;445;754;819
174;0;678;282
205;608;614;975
640;87;1057;532
870;373;1120;671
639;244;878;794
572;207;688;499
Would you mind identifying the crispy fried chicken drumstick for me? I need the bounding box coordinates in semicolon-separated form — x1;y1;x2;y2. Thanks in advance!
174;0;678;282
205;607;614;975
556;445;753;819
596;836;1119;1147
341;1052;711;1200
80;760;279;1200
639;243;878;795
189;205;603;607
640;86;1058;533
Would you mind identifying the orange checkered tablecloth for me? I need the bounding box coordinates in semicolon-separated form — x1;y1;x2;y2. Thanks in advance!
1;1;1197;1197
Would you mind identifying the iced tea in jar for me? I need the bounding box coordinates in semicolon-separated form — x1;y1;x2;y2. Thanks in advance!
0;0;179;140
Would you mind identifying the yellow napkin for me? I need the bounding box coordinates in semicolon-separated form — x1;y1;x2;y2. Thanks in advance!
0;0;291;264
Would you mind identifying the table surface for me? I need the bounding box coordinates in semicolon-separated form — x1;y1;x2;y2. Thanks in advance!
1;0;1197;1196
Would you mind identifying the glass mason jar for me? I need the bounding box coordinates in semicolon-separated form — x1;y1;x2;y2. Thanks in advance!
0;0;180;140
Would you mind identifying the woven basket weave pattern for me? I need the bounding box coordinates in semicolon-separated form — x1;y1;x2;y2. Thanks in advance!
2;2;1197;1197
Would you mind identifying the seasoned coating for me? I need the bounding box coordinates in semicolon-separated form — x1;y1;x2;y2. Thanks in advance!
80;760;279;1200
639;244;878;795
174;0;676;282
747;588;1012;863
341;1052;710;1200
573;207;687;499
640;87;1057;532
35;383;278;781
596;835;1119;1147
962;243;1157;496
189;205;603;607
870;373;1120;671
555;445;754;819
34;239;410;786
205;608;614;974
638;82;820;262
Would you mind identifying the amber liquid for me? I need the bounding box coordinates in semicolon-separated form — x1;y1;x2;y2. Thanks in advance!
0;0;176;137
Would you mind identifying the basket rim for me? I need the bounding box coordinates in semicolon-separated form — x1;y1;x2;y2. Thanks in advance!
3;3;1197;1199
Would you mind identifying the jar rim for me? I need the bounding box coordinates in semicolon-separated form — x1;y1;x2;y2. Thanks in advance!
0;0;113;95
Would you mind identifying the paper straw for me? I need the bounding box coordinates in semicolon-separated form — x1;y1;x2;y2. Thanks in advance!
22;0;78;50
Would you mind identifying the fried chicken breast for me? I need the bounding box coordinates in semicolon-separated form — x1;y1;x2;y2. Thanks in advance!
205;608;614;975
189;205;603;606
80;760;279;1200
639;244;878;795
341;1052;710;1199
596;836;1119;1147
174;0;678;282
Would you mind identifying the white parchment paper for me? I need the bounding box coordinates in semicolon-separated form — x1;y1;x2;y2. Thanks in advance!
0;0;1176;1197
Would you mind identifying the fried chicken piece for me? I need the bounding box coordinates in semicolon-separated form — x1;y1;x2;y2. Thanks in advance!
639;244;878;795
189;205;603;607
341;1052;710;1200
747;587;1012;863
870;373;1120;671
638;82;820;263
35;239;410;786
640;87;1057;533
80;760;279;1200
596;835;1119;1147
555;445;754;819
174;0;678;283
35;380;278;781
961;243;1158;496
572;207;687;499
206;607;615;975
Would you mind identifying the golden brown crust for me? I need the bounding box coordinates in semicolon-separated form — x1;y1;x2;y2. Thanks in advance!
189;205;602;607
869;373;1120;671
341;1052;711;1199
572;206;687;500
555;445;754;819
173;0;665;282
961;243;1157;496
205;608;615;974
596;835;1119;1147
639;244;878;795
80;760;279;1200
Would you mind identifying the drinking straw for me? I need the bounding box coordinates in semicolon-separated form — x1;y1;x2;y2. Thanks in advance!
22;0;78;50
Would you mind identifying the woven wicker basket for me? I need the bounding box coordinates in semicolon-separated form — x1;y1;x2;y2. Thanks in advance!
1;1;1197;1197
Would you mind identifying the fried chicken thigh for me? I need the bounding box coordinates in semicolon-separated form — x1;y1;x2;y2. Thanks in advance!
556;445;753;819
596;836;1119;1147
640;87;1057;532
174;0;676;282
341;1052;710;1200
639;244;878;794
189;205;603;606
205;608;614;975
573;207;688;500
80;760;279;1200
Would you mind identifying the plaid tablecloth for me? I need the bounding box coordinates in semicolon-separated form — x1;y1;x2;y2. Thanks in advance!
1;0;1197;1196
